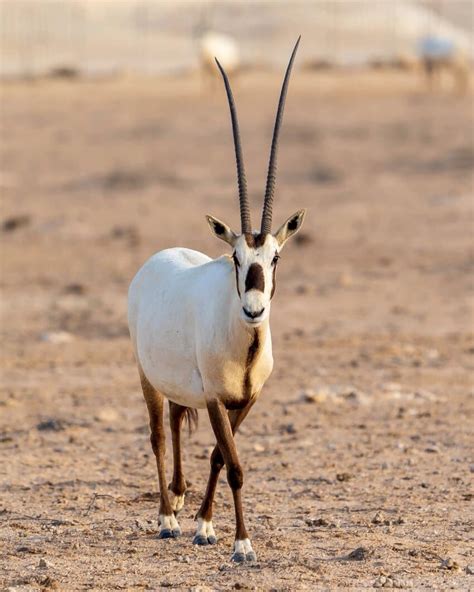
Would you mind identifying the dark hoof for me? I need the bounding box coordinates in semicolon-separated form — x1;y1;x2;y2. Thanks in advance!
193;535;209;546
246;551;257;562
231;552;246;563
158;529;173;539
207;535;217;545
171;528;181;538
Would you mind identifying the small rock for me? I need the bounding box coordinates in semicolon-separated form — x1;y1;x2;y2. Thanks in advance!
253;443;265;453
40;331;74;344
305;517;330;527
347;546;371;561
266;540;275;548
40;576;60;589
37;418;66;432
466;565;474;575
38;558;53;569
63;283;86;295
425;445;440;453
393;578;413;589
135;519;154;534
111;224;140;246
337;387;367;404
94;408;120;423
2;214;30;232
372;511;385;524
281;423;297;434
336;472;352;482
300;389;328;404
373;575;387;588
440;557;460;570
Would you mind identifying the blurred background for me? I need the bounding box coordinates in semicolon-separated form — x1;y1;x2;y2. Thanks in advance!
1;1;473;590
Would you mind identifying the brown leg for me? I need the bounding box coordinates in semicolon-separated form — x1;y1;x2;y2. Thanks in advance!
203;399;256;562
168;401;187;514
139;368;180;539
195;402;254;534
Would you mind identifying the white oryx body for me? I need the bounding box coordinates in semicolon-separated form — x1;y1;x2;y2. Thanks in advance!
127;38;305;563
128;245;274;411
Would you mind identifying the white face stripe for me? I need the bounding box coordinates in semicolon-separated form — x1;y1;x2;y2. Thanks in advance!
232;234;280;324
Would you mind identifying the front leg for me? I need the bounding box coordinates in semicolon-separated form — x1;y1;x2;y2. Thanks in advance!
205;399;256;562
194;401;254;547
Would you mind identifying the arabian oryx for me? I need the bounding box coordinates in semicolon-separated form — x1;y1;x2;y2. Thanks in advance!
128;38;305;562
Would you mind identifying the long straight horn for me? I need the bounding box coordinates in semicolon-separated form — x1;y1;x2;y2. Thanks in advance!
261;36;301;234
215;58;252;234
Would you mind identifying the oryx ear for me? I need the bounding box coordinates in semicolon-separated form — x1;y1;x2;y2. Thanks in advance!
274;209;306;247
206;215;238;246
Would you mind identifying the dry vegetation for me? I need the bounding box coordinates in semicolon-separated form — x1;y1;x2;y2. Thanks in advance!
1;70;473;590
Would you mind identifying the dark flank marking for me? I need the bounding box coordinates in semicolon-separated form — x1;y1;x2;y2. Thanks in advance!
245;263;265;293
221;329;261;410
244;232;268;248
243;329;260;400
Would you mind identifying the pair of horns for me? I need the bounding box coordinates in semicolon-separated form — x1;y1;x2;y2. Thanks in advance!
215;36;300;235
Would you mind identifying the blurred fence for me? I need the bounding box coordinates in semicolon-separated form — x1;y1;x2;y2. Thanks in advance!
0;0;472;77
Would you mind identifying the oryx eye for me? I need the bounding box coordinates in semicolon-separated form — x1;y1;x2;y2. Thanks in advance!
272;254;280;266
232;252;240;267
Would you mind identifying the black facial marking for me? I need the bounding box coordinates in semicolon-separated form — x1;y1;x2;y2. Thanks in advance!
234;265;241;298
245;263;265;293
244;233;267;248
271;264;277;299
213;221;225;235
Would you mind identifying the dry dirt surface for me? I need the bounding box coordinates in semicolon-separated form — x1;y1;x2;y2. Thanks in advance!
1;70;473;590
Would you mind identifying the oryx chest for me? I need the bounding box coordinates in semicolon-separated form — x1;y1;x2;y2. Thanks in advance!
200;330;273;409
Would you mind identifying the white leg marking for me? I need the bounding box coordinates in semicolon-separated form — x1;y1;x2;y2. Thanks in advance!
158;513;181;539
193;517;217;546
232;538;256;562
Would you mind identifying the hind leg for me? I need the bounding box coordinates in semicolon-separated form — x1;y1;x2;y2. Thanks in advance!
139;368;180;539
168;401;187;514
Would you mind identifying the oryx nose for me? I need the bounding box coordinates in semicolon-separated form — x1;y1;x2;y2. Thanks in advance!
243;307;265;319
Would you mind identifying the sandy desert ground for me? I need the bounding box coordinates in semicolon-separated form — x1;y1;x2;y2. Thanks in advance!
1;70;473;590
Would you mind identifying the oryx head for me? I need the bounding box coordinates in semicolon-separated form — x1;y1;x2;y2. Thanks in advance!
207;37;306;326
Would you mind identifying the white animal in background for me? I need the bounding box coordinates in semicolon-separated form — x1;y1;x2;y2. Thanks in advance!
419;36;469;94
128;38;305;563
198;31;240;85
